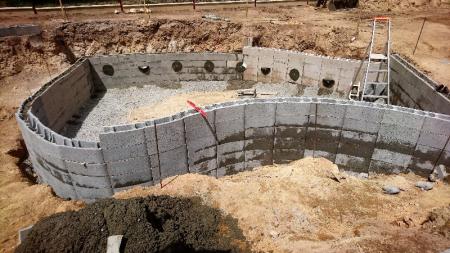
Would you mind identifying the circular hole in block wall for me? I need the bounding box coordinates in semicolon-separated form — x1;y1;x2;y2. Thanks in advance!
236;62;246;73
204;60;215;73
289;69;300;81
172;61;183;72
261;67;271;75
138;65;150;74
322;79;335;88
102;64;114;76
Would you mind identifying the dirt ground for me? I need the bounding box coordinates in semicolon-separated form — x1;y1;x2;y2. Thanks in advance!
16;195;250;253
1;1;450;252
116;157;450;253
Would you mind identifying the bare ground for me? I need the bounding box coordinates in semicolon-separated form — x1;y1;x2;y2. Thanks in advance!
0;2;450;252
116;157;450;253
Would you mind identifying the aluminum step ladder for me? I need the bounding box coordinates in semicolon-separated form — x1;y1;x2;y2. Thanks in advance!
361;17;391;104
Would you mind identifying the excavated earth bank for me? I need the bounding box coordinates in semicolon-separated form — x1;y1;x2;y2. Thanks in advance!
15;195;251;253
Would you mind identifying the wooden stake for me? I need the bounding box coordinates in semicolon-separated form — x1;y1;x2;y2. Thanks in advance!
193;0;196;10
118;0;124;13
413;18;426;55
58;0;68;21
32;0;37;14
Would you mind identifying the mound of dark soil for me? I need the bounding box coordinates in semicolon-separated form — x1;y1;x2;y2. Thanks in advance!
16;195;251;253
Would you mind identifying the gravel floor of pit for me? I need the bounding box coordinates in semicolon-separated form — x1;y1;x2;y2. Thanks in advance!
15;195;251;253
67;81;298;141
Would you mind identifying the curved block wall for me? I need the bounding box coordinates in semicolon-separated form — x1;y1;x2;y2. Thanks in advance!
17;96;450;201
16;50;450;201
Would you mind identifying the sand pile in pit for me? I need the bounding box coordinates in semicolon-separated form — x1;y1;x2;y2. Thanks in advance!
117;157;450;253
15;195;251;253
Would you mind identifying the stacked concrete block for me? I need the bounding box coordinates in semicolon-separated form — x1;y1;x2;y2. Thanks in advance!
89;53;241;89
336;103;383;172
286;52;305;85
371;107;424;174
271;49;289;83
154;117;189;180
30;60;92;132
244;101;276;170
99;127;152;193
273;100;311;163
215;105;246;176
390;55;450;115
184;111;217;175
336;60;359;97
242;47;259;81
301;55;322;87
410;114;450;176
305;100;346;161
318;58;341;96
256;48;274;83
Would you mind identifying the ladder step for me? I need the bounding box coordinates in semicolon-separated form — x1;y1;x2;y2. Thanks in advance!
367;82;388;85
363;95;389;98
370;53;388;60
368;69;388;73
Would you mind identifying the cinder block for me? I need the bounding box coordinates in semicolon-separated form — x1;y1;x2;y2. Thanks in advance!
345;104;384;122
109;170;152;189
50;177;78;200
409;144;441;176
421;116;450;136
113;181;154;194
369;159;407;174
416;131;448;150
218;140;245;154
65;160;108;177
190;158;217;174
70;174;111;189
185;112;216;152
216;118;245;143
59;146;104;164
372;148;412;167
74;186;113;200
302;56;322;86
376;123;420;151
343;118;381;134
273;149;304;164
245;126;274;139
99;128;145;149
305;127;340;154
102;143;148;162
245;103;276;128
159;145;188;179
155;119;186;153
304;149;336;161
143;124;158;155
217;162;245;176
335;154;369;172
311;115;344;129
275;102;310;126
381;109;424;129
218;151;245;168
188;145;216;165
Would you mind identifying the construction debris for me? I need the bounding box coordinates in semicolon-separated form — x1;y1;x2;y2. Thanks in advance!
237;88;277;97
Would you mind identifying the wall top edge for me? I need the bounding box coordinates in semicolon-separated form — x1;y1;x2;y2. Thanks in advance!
102;96;450;134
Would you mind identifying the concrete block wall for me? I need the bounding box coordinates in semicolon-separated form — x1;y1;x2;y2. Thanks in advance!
242;47;362;98
17;97;450;200
89;53;243;89
390;54;450;115
30;59;94;133
15;50;450;201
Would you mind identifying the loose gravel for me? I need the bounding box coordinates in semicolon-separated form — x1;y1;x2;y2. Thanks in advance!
66;81;299;141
